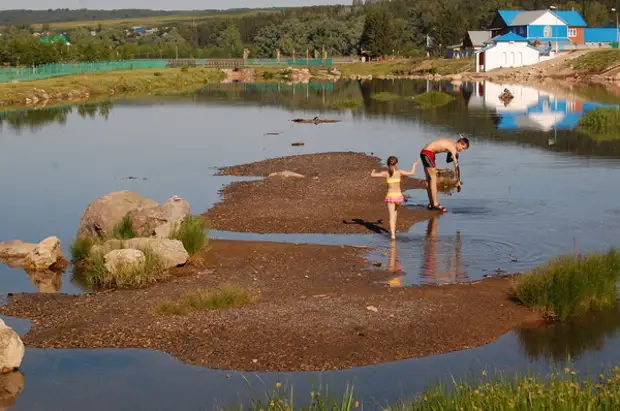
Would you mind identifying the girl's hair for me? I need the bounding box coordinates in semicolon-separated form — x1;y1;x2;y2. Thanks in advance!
387;156;398;177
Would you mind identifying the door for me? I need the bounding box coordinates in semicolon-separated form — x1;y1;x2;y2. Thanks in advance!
509;52;515;66
502;52;507;66
517;52;523;66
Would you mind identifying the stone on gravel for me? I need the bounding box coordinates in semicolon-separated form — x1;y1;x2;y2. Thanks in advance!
0;320;24;374
77;191;158;239
123;238;188;269
104;249;146;274
267;170;305;178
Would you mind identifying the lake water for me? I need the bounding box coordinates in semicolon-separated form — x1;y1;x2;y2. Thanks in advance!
1;79;620;409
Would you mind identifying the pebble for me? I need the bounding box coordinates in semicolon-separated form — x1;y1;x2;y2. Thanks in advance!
366;306;378;313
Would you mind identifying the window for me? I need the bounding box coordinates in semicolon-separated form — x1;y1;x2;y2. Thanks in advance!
569;28;577;37
520;27;526;36
544;25;552;38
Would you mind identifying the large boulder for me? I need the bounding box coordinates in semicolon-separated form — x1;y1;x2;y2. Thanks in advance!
0;237;66;271
0;371;24;409
0;320;24;374
77;191;158;239
123;238;188;269
126;197;190;237
104;249;146;274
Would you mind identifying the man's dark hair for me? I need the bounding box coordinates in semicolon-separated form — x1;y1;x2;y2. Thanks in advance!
458;136;470;148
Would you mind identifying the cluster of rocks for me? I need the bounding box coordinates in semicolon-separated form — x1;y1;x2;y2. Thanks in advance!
76;190;193;274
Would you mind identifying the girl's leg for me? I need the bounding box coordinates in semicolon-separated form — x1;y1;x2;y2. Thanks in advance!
387;202;397;240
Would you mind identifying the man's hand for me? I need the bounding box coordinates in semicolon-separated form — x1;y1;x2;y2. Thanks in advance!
455;180;463;193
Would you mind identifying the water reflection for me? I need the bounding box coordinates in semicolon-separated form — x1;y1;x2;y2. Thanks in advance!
0;370;24;409
25;269;62;293
516;305;620;362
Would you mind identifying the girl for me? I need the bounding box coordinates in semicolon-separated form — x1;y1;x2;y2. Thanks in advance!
371;156;419;241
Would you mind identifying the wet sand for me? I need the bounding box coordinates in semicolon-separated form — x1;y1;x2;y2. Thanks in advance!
1;240;538;372
204;152;439;234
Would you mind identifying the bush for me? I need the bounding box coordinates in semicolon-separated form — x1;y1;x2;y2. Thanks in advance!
169;215;208;255
80;246;167;289
156;284;253;315
153;72;163;77
263;71;275;80
70;236;99;261
112;216;136;240
514;249;620;320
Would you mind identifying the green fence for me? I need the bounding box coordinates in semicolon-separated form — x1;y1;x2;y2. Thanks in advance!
0;58;333;83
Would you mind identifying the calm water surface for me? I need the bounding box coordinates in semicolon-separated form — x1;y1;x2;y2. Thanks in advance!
1;79;620;409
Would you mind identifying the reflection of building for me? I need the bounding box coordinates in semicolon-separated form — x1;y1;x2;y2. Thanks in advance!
467;81;618;131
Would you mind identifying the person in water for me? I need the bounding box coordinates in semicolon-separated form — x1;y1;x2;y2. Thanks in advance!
419;135;470;212
371;156;419;241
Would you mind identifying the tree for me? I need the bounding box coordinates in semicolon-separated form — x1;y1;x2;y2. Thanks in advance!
216;25;244;57
360;6;393;56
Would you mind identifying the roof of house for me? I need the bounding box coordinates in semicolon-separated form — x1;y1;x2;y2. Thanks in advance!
494;32;530;42
510;10;562;26
467;30;493;46
552;10;587;26
498;10;521;25
584;28;619;42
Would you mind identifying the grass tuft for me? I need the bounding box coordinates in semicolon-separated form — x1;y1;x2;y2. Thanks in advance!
514;249;620;320
412;91;454;109
578;107;620;141
112;215;136;240
156;284;252;315
370;92;401;102
169;215;208;255
78;246;168;289
70;236;100;261
330;98;361;110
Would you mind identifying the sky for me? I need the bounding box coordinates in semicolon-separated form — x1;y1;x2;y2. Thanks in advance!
0;0;346;10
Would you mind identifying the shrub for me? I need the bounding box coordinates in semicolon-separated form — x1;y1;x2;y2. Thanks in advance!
156;284;252;315
80;246;167;289
263;71;275;80
112;216;135;240
70;236;99;261
169;215;208;255
153;72;163;77
514;249;620;320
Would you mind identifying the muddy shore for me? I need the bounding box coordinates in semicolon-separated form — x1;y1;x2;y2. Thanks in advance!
0;240;538;372
204;152;440;234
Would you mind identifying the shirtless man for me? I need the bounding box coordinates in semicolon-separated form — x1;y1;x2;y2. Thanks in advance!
419;135;470;212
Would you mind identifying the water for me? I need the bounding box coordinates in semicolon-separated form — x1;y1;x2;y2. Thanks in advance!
2;79;620;408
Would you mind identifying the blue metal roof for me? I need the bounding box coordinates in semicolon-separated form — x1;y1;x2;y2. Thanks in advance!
494;32;529;42
498;10;521;25
584;28;619;43
552;10;587;27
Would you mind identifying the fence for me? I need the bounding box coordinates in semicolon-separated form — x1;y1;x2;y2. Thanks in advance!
0;58;333;83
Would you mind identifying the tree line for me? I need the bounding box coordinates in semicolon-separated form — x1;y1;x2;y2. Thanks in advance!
1;0;618;66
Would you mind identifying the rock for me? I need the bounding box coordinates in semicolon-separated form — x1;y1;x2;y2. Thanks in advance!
126;197;190;237
0;320;24;374
268;170;305;178
0;371;24;409
291;142;305;146
77;191;158;239
366;305;379;313
104;249;146;274
23;236;65;270
123;238;188;269
0;241;36;260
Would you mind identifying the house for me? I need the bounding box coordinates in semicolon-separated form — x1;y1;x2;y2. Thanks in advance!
462;31;493;55
584;28;619;45
488;10;521;37
474;32;541;72
553;10;587;44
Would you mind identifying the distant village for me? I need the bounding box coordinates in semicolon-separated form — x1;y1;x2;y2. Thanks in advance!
448;9;619;72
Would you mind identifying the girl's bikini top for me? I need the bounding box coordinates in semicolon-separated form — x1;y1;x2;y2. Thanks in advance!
386;174;400;184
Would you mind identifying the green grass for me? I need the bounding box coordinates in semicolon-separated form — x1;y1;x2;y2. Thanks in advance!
0;67;225;109
411;91;454;109
70;236;100;261
169;215;208;255
514;249;620;320
81;246;168;289
112;216;136;240
156;284;253;315
578;107;620;141
329;98;362;110
571;50;620;72
370;92;401;102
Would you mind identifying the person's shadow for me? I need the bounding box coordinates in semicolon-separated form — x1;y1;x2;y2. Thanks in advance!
342;218;389;234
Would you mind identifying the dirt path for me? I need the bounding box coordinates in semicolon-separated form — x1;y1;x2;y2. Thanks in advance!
0;240;539;372
204;152;442;235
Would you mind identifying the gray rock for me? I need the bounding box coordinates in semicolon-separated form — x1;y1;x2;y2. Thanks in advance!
0;320;24;374
104;249;146;274
126;198;190;237
123;238;188;269
77;191;158;239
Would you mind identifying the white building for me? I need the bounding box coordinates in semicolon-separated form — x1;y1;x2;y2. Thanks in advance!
475;32;541;72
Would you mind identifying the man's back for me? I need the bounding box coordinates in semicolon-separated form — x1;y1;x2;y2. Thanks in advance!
422;138;456;154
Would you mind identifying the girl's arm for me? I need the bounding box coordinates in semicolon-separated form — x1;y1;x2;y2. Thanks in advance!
370;169;387;178
399;160;419;176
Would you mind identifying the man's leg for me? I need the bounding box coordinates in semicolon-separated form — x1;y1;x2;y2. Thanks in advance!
424;166;433;205
427;167;439;206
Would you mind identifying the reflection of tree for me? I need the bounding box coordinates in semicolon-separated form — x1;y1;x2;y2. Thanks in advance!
516;306;620;362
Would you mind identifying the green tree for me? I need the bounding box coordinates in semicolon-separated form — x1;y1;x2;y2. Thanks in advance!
360;6;393;56
216;25;244;57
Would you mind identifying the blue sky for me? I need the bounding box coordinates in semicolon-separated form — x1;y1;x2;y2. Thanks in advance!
1;0;345;10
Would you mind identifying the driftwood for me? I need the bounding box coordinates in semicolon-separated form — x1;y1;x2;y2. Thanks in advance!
291;117;341;124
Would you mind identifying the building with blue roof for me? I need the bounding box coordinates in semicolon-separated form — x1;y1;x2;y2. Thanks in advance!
584;28;619;44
